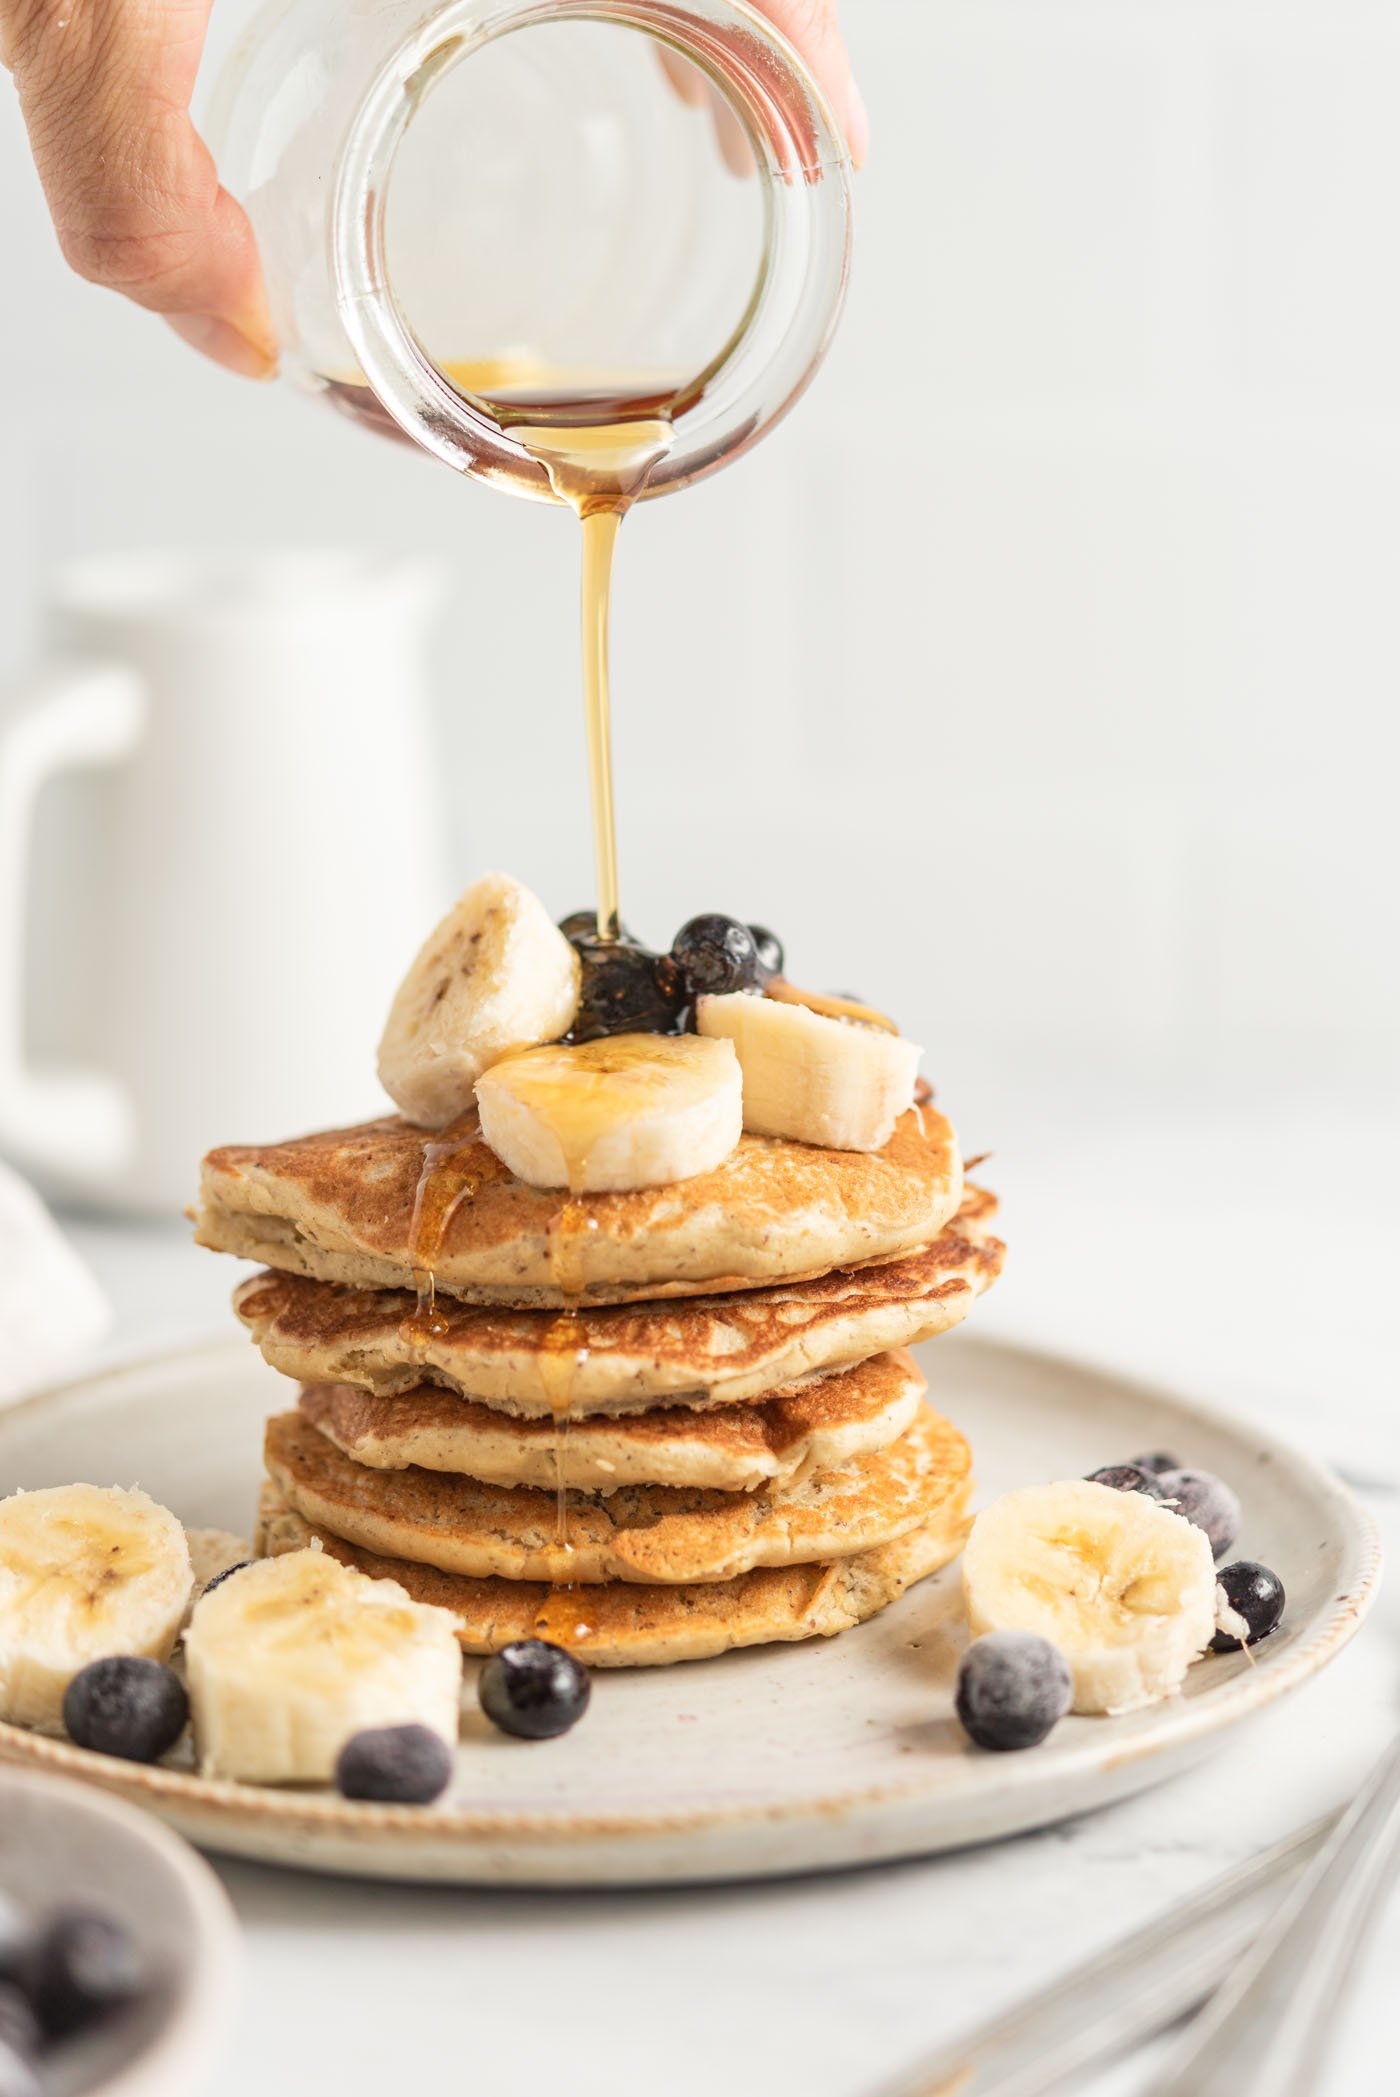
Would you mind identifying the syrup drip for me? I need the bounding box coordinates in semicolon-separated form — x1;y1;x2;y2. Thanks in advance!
401;1114;482;1348
531;1175;601;1649
494;398;673;947
380;365;674;1650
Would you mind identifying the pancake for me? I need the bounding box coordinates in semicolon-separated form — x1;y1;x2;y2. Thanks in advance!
233;1185;1003;1415
256;1485;966;1667
297;1347;927;1495
196;1105;963;1306
264;1401;972;1587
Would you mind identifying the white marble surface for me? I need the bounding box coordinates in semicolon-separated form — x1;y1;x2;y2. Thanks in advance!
44;1098;1400;2097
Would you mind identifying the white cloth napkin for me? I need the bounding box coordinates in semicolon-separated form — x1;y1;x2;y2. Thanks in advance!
0;1160;110;1404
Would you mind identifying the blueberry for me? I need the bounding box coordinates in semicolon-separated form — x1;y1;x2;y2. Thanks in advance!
566;935;686;1041
1130;1450;1181;1477
670;915;763;999
1211;1562;1285;1652
0;1987;38;2066
335;1723;453;1804
1158;1468;1241;1561
955;1632;1072;1752
479;1640;591;1740
559;909;601;940
200;1560;254;1598
0;2041;39;2097
28;1911;144;2040
748;924;785;980
62;1657;188;1765
1085;1464;1166;1500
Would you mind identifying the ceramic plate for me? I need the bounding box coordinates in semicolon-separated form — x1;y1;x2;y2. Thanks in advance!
0;1334;1379;1886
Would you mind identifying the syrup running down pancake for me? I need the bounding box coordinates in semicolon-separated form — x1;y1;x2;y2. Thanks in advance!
196;1106;964;1306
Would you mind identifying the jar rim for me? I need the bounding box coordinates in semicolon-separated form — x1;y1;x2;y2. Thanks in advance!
329;0;852;498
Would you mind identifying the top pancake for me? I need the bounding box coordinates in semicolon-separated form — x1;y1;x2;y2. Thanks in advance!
197;1105;963;1306
233;1185;1003;1415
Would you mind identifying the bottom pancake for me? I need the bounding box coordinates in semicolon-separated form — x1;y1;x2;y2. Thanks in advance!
255;1484;968;1668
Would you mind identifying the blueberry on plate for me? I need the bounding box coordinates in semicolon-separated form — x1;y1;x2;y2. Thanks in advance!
200;1560;254;1598
28;1910;144;2040
1085;1464;1166;1501
670;914;763;1000
955;1632;1073;1752
62;1657;189;1765
335;1723;454;1805
1211;1562;1286;1651
566;936;686;1041
0;1986;38;2065
1157;1468;1241;1561
1130;1450;1181;1477
747;924;785;980
479;1640;591;1740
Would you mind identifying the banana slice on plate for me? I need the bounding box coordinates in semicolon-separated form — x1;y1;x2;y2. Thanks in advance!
476;1033;742;1193
961;1479;1217;1715
0;1485;193;1732
378;873;580;1128
184;1548;461;1784
696;992;921;1152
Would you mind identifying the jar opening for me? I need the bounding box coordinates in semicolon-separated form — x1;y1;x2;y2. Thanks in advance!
331;0;852;499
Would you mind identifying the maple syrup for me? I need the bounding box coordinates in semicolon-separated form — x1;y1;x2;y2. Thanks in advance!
323;360;676;947
764;977;899;1035
401;1115;483;1346
486;389;674;946
388;363;676;1647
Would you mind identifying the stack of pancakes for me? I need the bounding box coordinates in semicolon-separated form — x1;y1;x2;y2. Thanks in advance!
196;1104;1003;1666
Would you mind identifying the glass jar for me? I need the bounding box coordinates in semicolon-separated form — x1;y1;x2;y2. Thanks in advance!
205;0;853;503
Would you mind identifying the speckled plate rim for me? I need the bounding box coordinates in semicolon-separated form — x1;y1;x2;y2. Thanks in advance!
0;1335;1382;1877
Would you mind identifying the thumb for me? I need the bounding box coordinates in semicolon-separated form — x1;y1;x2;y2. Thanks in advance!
5;0;276;377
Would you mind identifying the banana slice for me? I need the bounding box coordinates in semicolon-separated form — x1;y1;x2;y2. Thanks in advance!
475;1033;742;1193
961;1479;1217;1715
378;873;581;1128
696;992;921;1152
185;1548;461;1784
0;1485;193;1733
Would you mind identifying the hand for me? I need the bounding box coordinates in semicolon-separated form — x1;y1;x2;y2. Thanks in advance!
2;0;863;385
2;0;275;378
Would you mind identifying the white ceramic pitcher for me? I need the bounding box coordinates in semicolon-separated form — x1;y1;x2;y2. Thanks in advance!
0;550;448;1215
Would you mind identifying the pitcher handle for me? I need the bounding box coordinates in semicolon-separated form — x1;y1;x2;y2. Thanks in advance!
0;664;145;1187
